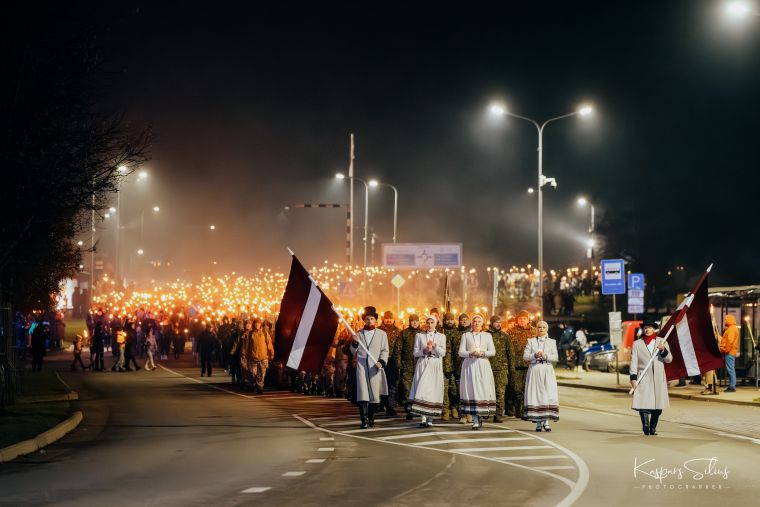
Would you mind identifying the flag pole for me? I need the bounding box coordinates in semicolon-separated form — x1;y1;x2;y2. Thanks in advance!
628;264;713;395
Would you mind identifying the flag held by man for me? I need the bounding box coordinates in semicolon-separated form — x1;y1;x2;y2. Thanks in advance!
274;254;339;374
662;265;724;381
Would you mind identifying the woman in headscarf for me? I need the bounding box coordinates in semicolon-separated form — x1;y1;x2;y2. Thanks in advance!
523;320;559;431
409;315;447;428
459;314;496;430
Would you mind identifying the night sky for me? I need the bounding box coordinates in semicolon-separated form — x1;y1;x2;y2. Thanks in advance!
18;1;760;285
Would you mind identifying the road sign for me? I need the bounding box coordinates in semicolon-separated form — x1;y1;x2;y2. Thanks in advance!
628;273;645;290
609;311;622;347
627;297;644;306
383;243;462;269
601;259;626;295
391;274;406;289
627;289;644;298
628;305;645;314
337;281;356;298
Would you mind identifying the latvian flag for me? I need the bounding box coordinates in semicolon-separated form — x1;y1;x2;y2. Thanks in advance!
662;265;724;381
274;255;339;374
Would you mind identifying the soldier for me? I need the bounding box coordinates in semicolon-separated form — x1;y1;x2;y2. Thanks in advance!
393;314;421;420
378;310;401;415
488;315;515;423
441;312;458;421
505;310;535;419
455;313;472;424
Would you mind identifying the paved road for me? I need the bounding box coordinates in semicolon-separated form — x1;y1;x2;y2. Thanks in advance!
1;361;758;506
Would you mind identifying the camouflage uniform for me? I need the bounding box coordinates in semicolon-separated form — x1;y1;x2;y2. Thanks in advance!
505;322;536;418
379;320;401;412
441;321;460;419
488;322;516;421
393;320;420;409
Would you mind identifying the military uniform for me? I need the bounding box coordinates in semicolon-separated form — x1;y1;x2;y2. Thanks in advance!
441;318;460;419
488;317;516;422
393;317;421;411
379;313;401;414
505;316;535;419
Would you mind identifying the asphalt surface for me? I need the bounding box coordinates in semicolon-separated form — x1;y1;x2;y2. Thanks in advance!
1;357;759;507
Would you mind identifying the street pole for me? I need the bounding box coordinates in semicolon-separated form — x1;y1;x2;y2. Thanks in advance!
391;184;398;243
349;134;355;265
538;125;544;299
116;184;121;283
91;194;95;307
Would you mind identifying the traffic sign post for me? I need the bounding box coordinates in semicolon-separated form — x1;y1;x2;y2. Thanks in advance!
391;274;405;317
601;259;626;312
627;273;645;317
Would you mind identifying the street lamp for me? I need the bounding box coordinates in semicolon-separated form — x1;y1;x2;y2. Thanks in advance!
336;173;371;267
140;205;160;245
115;167;148;282
369;179;399;244
489;101;594;299
577;196;595;260
725;1;759;18
209;224;216;231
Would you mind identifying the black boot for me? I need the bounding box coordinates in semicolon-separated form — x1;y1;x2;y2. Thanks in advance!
405;404;414;420
649;411;660;436
359;402;369;429
368;403;376;428
639;411;650;435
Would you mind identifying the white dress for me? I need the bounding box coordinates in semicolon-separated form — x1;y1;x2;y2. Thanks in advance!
458;331;497;416
523;336;559;422
409;331;446;417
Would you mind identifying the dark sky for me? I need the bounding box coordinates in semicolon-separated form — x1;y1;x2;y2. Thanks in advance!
28;1;760;284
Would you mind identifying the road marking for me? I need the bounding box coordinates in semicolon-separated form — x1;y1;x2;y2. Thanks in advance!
493;455;570;461
159;365;258;400
306;459;326;464
561;404;623;417
241;487;271;493
392;454;457;501
535;466;576;470
317;447;335;451
415;437;534;446
321;418;398;427
294;415;577;491
712;431;760;445
282;471;306;477
455;445;552;452
320;437;334;441
378;429;514;440
341;423;464;433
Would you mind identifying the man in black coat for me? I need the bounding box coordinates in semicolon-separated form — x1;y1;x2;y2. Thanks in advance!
31;318;48;371
198;323;218;377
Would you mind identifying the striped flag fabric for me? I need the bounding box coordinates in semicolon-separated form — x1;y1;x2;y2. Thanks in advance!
274;255;339;374
662;266;724;381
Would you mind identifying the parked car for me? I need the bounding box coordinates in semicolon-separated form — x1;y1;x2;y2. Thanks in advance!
585;320;641;373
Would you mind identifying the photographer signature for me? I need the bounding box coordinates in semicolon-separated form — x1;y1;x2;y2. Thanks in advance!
633;457;730;484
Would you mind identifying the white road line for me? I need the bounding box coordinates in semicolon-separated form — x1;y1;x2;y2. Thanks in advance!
159;365;258;400
712;431;760;445
306;459;326;464
320;437;334;441
317;447;335;452
322;418;398;427
534;466;576;471
294;415;575;491
340;423;464;433
455;445;553;452
493;455;570;461
561;405;623;417
378;429;514;440
415;437;535;446
241;487;271;493
282;471;306;477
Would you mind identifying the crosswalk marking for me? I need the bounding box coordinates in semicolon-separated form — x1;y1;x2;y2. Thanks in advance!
415;437;534;446
341;423;464;433
378;429;514;440
241;487;271;493
322;418;398;427
493;455;570;461
454;445;554;452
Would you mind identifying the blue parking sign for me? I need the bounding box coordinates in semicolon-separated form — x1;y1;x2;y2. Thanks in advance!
628;273;645;291
601;259;626;295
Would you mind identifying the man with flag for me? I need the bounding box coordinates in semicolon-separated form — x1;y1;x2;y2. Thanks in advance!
350;306;390;429
629;265;724;435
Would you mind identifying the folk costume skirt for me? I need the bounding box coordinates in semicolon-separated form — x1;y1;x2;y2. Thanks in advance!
459;357;497;416
409;356;444;417
523;362;559;422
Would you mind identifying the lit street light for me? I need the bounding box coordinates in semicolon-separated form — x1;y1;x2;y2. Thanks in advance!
489;101;594;298
209;224;216;231
577;196;595;260
137;249;144;256
369;179;399;244
725;1;759;18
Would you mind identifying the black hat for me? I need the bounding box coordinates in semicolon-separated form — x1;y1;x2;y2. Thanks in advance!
641;315;659;329
363;306;379;319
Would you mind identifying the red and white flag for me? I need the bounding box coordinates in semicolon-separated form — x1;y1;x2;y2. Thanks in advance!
662;266;724;381
274;255;339;374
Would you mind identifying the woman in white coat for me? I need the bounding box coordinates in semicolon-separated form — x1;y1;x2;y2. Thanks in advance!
523;321;559;432
409;316;446;427
459;314;496;430
630;316;671;436
351;306;389;429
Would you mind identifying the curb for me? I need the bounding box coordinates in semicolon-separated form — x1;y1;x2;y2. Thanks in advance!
16;392;80;404
557;382;760;408
0;411;83;463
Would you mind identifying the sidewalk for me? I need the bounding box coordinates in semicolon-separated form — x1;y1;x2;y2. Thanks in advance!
556;368;760;407
0;351;83;462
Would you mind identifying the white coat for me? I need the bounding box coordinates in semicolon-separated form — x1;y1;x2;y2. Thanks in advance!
631;338;672;411
351;328;389;403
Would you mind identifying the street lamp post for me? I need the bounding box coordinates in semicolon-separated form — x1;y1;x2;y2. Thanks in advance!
489;103;593;299
115;167;147;283
370;180;399;244
577;196;595;259
139;206;160;246
337;173;370;268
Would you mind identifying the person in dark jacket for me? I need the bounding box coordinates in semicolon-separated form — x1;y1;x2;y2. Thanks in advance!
90;322;106;371
198;323;218;377
31;318;48;372
123;322;141;371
